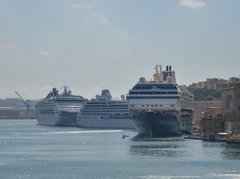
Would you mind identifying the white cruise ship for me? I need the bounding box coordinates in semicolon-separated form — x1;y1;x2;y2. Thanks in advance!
77;89;135;129
127;65;193;137
36;86;87;126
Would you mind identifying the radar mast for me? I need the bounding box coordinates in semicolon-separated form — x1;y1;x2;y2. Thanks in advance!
153;65;162;82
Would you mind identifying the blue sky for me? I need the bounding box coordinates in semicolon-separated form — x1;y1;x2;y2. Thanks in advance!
0;0;240;99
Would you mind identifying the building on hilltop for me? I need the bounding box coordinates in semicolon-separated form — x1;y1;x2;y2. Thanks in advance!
229;77;240;83
189;78;228;91
189;81;207;89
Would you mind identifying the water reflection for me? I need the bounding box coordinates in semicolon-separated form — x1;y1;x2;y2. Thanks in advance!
129;135;186;157
130;135;240;160
200;140;240;160
201;141;226;148
221;143;240;160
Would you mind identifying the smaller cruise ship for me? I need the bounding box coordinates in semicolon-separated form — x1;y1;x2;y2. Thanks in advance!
77;89;135;129
36;86;87;126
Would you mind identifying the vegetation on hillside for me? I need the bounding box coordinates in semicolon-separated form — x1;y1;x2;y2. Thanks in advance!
188;88;222;101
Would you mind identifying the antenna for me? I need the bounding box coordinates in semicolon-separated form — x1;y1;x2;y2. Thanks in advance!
60;85;69;94
153;64;162;81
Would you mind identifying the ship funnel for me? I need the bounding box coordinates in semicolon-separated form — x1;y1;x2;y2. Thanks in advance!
101;89;112;100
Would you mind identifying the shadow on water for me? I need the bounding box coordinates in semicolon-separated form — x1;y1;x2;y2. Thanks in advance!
131;134;185;142
221;143;240;160
201;141;240;160
129;134;186;158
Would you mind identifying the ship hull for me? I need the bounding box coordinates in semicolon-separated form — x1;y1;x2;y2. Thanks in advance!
36;111;78;126
77;117;135;129
132;111;182;137
180;109;193;134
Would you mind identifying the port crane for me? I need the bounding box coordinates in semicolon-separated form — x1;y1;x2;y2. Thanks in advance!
14;91;31;114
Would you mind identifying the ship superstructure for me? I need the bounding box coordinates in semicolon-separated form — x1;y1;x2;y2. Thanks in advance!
36;86;87;126
178;85;194;134
77;89;135;129
127;65;193;137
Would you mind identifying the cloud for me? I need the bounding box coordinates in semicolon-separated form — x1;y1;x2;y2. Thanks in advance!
97;14;108;25
72;3;94;10
71;2;107;25
180;0;207;9
40;49;49;56
72;3;81;9
0;44;18;49
82;13;109;25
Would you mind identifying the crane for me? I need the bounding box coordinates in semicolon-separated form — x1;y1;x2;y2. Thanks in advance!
14;91;31;113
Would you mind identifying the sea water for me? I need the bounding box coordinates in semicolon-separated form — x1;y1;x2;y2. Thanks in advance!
1;119;240;179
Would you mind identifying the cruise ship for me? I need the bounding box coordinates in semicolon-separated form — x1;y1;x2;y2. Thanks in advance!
77;89;135;129
127;65;193;137
36;86;87;126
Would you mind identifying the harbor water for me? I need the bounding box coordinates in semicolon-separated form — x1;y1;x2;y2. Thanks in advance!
1;120;240;179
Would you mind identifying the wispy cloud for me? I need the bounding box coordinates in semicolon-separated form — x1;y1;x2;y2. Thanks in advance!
96;14;108;25
72;3;81;9
180;0;207;9
71;2;108;25
72;3;94;10
82;13;109;25
0;44;18;49
40;49;49;56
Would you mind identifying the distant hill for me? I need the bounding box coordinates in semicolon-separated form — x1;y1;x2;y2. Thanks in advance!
0;98;39;109
187;88;222;101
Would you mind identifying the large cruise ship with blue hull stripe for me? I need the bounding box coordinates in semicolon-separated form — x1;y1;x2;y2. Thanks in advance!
127;65;193;137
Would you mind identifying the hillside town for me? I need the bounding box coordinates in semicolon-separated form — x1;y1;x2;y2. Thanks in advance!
188;76;240;142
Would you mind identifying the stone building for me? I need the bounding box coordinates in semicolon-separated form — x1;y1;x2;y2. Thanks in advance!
200;107;224;140
193;101;222;124
222;83;240;133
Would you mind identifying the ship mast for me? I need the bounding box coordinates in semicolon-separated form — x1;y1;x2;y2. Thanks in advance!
60;85;69;95
153;65;162;82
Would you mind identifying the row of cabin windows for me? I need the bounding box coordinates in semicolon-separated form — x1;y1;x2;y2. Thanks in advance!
132;84;177;90
84;106;128;109
84;105;128;108
130;104;175;107
82;109;129;113
83;108;129;112
127;96;179;99
129;91;178;95
81;113;129;117
37;110;55;114
81;112;129;115
86;102;127;105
